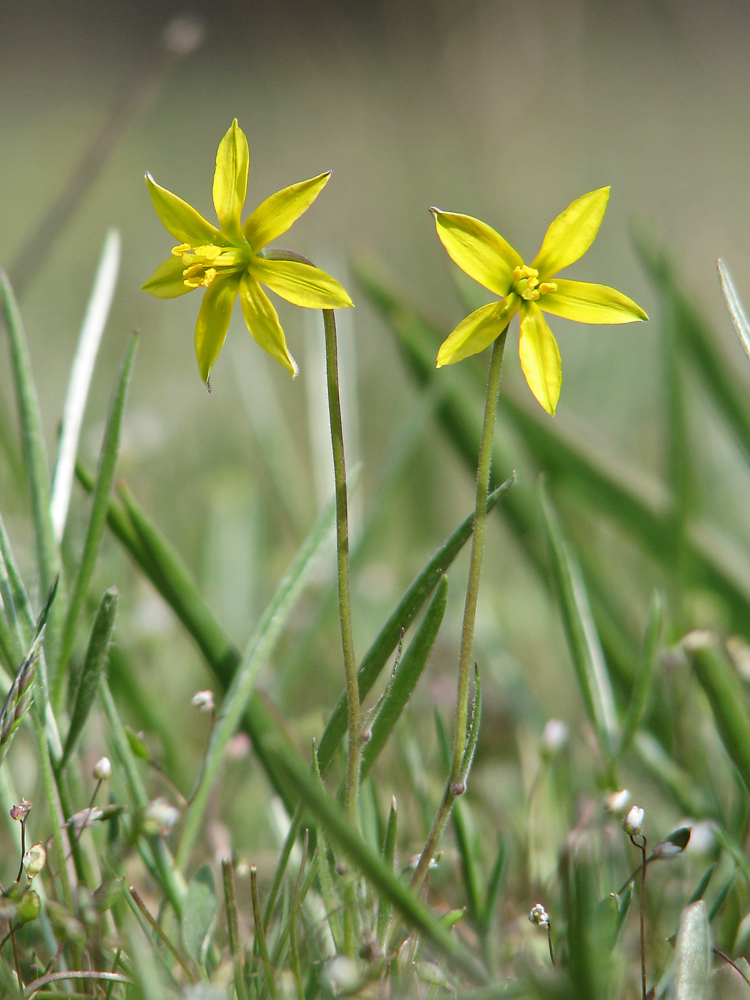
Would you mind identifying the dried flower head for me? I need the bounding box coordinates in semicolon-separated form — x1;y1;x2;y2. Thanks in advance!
529;903;550;929
191;690;215;713
10;799;32;822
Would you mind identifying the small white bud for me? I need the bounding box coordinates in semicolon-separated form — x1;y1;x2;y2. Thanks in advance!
541;719;569;758
23;843;46;878
529;902;550;929
191;690;214;712
143;797;180;836
93;757;111;781
624;806;645;837
604;789;630;815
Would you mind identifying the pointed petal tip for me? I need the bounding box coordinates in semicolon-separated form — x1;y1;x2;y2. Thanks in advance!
429;206;439;215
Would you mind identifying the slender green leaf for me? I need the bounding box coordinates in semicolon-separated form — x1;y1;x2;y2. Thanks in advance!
479;833;506;936
708;869;737;924
51;228;121;542
56;333;137;703
620;590;663;753
318;478;513;773
0;270;61;641
686;633;750;793
175;497;336;871
689;864;717;905
674;901;710;1000
61;587;118;768
360;576;447;782
540;481;619;758
263;734;488;985
376;795;398;947
182;864;216;967
718;258;750;363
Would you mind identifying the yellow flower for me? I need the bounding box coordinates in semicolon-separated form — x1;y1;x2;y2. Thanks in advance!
142;119;353;385
431;188;647;414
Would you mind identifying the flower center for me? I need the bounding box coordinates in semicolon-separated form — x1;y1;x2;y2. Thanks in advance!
171;243;248;289
511;265;557;301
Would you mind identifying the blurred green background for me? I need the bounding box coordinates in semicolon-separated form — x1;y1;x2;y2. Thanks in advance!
2;0;750;860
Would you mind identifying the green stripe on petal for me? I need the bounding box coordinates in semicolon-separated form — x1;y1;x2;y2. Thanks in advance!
243;172;331;252
431;210;522;296
531;187;610;280
239;275;298;377
518;302;562;415
541;278;648;324
146;174;224;247
213;119;249;241
250;257;353;309
436;296;519;367
194;273;241;384
141;256;194;299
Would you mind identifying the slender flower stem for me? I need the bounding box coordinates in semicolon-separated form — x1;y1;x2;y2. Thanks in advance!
409;329;507;893
630;833;647;1000
222;859;248;1000
251;866;277;1000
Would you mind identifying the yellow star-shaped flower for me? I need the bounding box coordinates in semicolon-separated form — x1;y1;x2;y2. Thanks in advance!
431;188;647;414
142;119;353;385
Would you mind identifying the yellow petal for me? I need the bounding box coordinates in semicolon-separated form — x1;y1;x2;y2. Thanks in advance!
540;278;648;324
194;273;241;384
431;210;522;296
242;172;331;252
239;275;298;377
531;187;610;279
249;257;353;309
518;302;562;415
213;119;250;242
141;256;193;299
436;296;519;367
146;173;224;247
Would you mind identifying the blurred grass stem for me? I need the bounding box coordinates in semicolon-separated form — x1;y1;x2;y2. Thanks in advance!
410;328;507;892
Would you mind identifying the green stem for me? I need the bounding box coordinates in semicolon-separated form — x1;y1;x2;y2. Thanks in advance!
222;859;248;1000
410;329;507;892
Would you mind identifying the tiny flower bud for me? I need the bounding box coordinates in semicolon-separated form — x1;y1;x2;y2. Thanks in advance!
23;843;46;879
191;690;214;712
450;779;466;796
541;719;569;758
10;799;31;822
529;902;550;928
624;806;645;837
605;789;630;815
359;726;372;744
93;756;111;781
143;797;180;836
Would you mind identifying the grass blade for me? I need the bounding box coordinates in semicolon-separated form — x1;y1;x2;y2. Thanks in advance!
56;332;137;704
175;497;336;870
0;270;61;632
479;834;506;936
51;228;121;543
359;576;448;783
718;258;750;363
684;632;750;794
540;481;619;759
317;477;513;774
376;795;398;947
264;734;489;985
620;590;663;754
61;586;118;768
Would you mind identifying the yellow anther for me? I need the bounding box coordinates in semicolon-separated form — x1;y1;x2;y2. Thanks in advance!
171;243;192;256
202;268;217;286
538;282;557;296
183;263;203;280
194;244;222;262
521;287;540;301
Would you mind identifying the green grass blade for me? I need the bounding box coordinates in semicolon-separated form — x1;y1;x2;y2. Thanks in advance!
175;498;336;871
620;590;663;754
685;633;750;793
376;795;398;947
51;228;120;543
479;833;506;936
61;586;118;768
317;477;513;774
718;258;750;363
56;332;137;704
359;576;448;783
0;270;61;634
540;482;619;759
633;731;714;818
264;735;489;985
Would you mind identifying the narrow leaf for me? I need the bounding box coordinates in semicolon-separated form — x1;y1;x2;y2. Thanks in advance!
674;901;710;1000
359;576;448;782
51;228;120;542
376;796;397;947
688;864;717;905
61;587;118;768
479;833;506;936
620;590;663;753
182;864;216;966
718;258;750;363
56;332;137;704
540;482;619;758
175;496;336;871
263;735;488;985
